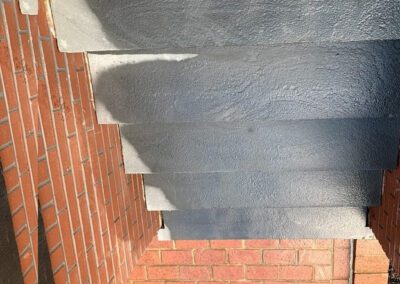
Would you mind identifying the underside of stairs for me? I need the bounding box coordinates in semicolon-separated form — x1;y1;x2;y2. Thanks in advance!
50;0;400;240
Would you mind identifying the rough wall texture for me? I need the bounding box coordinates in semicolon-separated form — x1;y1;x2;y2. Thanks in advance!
370;166;400;273
129;238;352;283
0;0;160;283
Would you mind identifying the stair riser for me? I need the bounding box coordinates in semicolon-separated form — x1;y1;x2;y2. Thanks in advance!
144;170;383;210
90;40;400;124
52;0;400;52
159;207;373;240
121;118;400;173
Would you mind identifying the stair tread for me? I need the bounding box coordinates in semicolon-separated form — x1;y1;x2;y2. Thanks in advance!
159;207;373;240
121;117;400;173
52;0;400;52
90;40;400;124
144;170;383;210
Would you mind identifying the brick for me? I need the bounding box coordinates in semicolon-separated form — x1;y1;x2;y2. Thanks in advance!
333;248;350;279
180;266;211;280
45;224;61;252
176;240;209;249
87;247;99;283
162;250;193;265
129;265;146;280
229;249;261;264
334;240;350;249
20;249;33;275
38;183;53;207
132;282;164;284
69;266;80;284
147;266;178;280
166;282;195;284
138;250;161;265
58;211;78;271
24;267;38;284
314;240;332;249
246;266;278;280
263;250;297;265
314;265;332;281
14;211;29;248
0;143;16;170
7;186;23;212
298;250;331;265
41;205;57;230
50;245;65;273
53;266;68;283
199;282;228;284
3;166;19;191
213;266;244;280
297;282;330;284
353;273;388;284
231;282;263;284
279;240;313;249
245;240;277;249
279;266;313;280
195;249;226;265
332;281;349;284
211;240;242;248
354;255;389;273
355;240;386;256
74;230;89;282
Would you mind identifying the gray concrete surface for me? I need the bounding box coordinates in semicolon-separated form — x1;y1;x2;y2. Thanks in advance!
89;41;400;124
120;118;400;173
158;207;374;240
51;0;400;51
144;170;383;210
19;0;37;15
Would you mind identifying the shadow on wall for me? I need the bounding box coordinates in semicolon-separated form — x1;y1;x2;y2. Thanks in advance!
92;40;400;125
0;168;23;284
83;0;400;49
89;41;400;214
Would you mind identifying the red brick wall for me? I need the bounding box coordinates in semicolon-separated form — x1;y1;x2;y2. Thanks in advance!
369;167;400;273
129;238;352;283
0;0;160;283
353;240;389;284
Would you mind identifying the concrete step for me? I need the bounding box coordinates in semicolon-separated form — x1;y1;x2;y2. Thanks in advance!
51;0;400;52
120;117;400;173
158;207;374;240
144;170;383;211
89;40;400;124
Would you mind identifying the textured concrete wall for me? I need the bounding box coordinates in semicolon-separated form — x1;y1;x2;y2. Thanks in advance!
121;118;400;173
144;170;383;210
159;207;373;240
90;41;400;124
52;0;400;51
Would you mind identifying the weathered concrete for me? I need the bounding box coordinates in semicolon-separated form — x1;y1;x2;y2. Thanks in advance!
90;41;400;124
51;0;400;52
19;0;38;15
120;118;400;173
144;170;383;210
158;207;374;240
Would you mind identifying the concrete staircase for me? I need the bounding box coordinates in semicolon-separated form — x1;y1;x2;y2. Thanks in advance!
51;0;400;239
